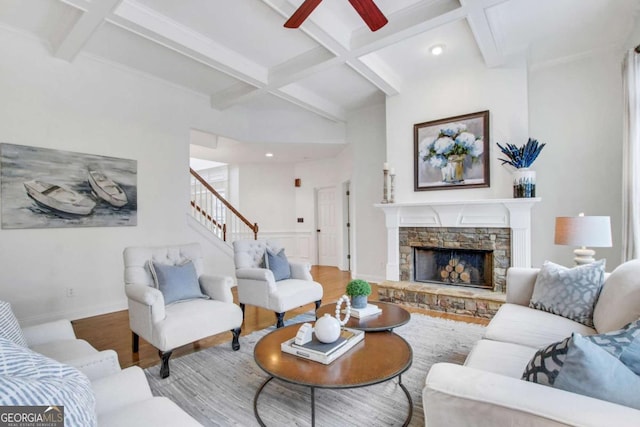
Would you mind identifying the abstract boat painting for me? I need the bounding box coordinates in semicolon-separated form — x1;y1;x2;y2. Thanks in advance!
1;143;137;229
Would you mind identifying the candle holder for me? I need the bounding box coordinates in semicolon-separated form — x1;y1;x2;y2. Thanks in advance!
389;173;395;203
381;168;389;203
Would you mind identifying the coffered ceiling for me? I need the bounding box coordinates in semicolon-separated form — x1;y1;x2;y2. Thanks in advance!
2;0;638;125
0;0;638;165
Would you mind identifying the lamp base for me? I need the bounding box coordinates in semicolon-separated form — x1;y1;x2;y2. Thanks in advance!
573;247;596;265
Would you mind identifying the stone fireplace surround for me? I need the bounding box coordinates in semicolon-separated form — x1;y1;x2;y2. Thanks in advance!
375;199;540;318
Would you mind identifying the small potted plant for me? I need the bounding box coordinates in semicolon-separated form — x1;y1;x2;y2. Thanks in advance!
496;138;546;198
345;279;372;309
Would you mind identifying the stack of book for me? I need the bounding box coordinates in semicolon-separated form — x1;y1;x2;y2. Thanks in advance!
347;304;382;319
281;328;364;364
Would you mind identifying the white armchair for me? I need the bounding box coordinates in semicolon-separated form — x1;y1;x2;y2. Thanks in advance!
123;243;243;378
232;239;323;328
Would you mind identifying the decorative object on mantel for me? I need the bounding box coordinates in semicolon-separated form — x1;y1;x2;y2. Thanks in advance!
346;279;372;309
389;167;396;203
554;213;612;265
414;111;490;191
496;138;546;198
382;162;389;203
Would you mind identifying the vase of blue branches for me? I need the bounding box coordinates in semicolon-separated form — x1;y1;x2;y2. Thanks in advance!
496;138;546;198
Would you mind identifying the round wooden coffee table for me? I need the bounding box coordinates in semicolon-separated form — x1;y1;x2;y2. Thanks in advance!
316;300;410;331
253;324;413;426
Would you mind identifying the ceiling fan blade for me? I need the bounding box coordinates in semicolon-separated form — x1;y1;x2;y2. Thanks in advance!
348;0;388;31
284;0;323;28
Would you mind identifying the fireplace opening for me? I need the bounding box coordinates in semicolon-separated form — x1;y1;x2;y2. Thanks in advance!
413;247;493;290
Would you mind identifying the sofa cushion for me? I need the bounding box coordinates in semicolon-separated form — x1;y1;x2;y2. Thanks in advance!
553;334;640;410
265;248;291;281
484;303;595;349
465;339;538;379
30;339;98;363
0;300;27;347
593;259;640;333
529;260;605;327
149;260;208;305
0;337;97;427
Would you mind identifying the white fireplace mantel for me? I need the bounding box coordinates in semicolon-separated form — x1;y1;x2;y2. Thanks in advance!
375;198;541;281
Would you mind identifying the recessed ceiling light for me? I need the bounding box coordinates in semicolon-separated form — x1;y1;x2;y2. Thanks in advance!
430;44;445;56
265;152;274;158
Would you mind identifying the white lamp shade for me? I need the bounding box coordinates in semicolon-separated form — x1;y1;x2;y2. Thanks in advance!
554;216;612;247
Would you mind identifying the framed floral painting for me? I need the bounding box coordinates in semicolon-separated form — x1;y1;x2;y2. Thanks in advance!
414;110;490;191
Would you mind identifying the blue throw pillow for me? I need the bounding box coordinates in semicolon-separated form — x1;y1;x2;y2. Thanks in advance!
265;248;291;281
553;334;640;410
149;260;209;305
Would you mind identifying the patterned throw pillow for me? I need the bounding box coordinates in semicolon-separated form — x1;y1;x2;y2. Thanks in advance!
523;319;640;382
265;248;291;281
0;337;97;427
522;336;571;385
0;300;28;347
529;260;606;327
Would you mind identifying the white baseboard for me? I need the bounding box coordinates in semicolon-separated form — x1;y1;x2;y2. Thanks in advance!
352;273;386;285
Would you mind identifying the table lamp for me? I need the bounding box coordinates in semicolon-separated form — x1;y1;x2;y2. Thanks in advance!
554;213;612;265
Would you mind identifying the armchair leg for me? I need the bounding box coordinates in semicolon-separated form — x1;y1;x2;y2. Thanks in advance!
314;300;322;310
231;328;241;351
159;350;173;379
275;312;285;328
132;332;139;353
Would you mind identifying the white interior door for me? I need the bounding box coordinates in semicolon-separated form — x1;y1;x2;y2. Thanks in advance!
317;187;338;266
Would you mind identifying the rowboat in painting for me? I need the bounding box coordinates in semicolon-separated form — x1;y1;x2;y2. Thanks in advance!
24;180;96;215
88;170;128;207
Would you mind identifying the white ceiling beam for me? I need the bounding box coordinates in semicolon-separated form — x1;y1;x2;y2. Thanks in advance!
111;1;267;85
54;0;122;61
276;84;346;122
210;83;260;110
460;0;508;67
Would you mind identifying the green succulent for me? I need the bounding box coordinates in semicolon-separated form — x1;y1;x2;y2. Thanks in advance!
346;279;371;297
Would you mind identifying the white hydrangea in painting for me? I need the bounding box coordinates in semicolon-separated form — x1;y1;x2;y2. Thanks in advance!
421;122;483;168
416;115;487;188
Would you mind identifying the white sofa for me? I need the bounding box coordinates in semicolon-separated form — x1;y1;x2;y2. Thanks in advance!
1;314;200;426
423;260;640;427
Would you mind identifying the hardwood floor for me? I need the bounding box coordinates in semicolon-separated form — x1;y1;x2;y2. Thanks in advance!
71;266;488;371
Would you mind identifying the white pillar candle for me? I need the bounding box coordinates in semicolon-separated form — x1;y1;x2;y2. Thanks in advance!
383;162;389;170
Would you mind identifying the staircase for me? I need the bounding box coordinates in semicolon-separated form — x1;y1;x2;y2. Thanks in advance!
190;168;258;245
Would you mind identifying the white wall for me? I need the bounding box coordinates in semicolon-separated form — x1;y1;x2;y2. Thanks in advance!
348;103;388;282
386;61;529;203
293;150;352;268
528;51;624;268
231;148;353;267
384;51;626;270
0;29;347;324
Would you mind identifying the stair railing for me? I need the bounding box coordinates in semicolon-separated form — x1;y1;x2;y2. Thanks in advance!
190;168;258;243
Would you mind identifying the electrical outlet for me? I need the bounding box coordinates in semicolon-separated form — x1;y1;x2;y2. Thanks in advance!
66;287;75;298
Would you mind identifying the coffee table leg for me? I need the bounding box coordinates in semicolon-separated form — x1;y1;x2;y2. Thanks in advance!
311;387;315;427
398;374;414;427
254;376;273;427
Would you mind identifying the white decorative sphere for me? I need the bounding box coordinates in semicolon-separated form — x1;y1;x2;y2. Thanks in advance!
314;314;341;343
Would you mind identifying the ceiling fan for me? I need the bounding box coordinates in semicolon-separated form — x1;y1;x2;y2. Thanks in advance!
284;0;388;32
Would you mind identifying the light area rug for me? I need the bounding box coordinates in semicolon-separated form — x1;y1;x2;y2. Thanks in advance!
145;312;485;426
